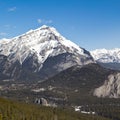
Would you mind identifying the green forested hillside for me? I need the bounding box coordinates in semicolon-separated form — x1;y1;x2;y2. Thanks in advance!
0;97;110;120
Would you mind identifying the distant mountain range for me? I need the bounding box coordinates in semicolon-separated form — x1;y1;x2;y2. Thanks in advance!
91;49;120;70
91;48;120;63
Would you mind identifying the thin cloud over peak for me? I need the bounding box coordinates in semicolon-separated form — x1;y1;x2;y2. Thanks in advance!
37;19;53;24
37;19;42;24
8;7;17;12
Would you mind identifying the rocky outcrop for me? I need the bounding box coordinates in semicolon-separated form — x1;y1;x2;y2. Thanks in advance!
35;98;48;106
94;73;120;98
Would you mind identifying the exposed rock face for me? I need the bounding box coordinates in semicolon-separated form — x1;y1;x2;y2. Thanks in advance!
94;73;120;98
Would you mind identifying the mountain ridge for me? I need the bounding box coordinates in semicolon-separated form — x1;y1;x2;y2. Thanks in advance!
91;48;120;63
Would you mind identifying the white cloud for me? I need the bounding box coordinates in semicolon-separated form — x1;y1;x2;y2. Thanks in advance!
37;19;42;24
4;25;17;29
37;19;53;24
4;25;11;29
0;32;7;36
8;7;16;12
46;20;52;24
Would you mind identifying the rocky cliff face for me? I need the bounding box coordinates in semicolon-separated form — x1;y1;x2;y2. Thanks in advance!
94;73;120;98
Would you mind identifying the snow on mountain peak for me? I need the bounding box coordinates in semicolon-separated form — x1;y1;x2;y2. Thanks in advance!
0;25;92;65
91;48;120;63
40;25;49;29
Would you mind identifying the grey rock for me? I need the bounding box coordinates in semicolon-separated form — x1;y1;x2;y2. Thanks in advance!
94;73;120;98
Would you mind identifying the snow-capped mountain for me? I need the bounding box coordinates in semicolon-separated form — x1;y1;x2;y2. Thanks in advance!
90;48;120;63
0;25;94;81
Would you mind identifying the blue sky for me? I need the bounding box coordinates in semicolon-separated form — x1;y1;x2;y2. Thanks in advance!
0;0;120;50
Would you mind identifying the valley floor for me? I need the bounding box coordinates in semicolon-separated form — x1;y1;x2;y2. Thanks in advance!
0;79;120;120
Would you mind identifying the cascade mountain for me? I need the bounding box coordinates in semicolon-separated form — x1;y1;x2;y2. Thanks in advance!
0;25;94;81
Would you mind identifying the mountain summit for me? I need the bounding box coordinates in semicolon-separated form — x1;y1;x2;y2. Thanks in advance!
0;25;94;81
